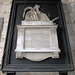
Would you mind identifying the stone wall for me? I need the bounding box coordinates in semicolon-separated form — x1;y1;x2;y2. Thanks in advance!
0;0;75;75
62;0;75;68
62;0;75;74
0;0;12;65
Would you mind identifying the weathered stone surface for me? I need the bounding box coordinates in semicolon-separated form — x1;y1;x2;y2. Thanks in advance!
71;3;75;12
63;4;72;13
66;23;75;35
0;1;12;75
16;72;59;75
0;50;3;65
68;71;75;75
72;23;75;33
65;12;74;23
0;71;3;75
68;0;75;3
0;0;12;5
61;0;68;4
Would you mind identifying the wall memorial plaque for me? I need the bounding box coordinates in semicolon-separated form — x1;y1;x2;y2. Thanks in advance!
15;5;61;61
1;0;73;74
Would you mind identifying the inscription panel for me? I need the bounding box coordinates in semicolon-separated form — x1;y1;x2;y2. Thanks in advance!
25;28;51;50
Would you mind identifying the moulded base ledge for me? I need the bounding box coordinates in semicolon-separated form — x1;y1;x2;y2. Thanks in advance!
15;49;60;61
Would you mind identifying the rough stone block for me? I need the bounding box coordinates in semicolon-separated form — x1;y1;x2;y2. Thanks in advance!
71;3;75;11
63;4;72;13
69;34;75;49
68;70;75;75
71;3;75;17
66;23;74;35
72;23;75;33
0;50;3;65
0;71;3;75
65;13;74;23
68;0;75;3
61;0;68;4
16;72;59;75
0;0;12;5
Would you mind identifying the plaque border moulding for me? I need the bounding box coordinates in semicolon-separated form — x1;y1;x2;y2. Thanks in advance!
15;4;61;61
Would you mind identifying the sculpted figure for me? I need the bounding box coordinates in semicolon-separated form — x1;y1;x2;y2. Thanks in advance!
23;6;39;21
23;5;50;21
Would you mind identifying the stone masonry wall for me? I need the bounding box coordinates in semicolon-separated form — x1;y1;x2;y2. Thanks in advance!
0;0;75;75
62;0;75;74
62;0;75;67
0;0;12;64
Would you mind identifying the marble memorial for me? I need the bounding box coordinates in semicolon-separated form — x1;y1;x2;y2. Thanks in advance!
15;5;61;61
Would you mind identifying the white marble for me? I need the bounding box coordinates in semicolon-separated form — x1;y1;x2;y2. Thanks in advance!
21;21;53;25
15;5;61;61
